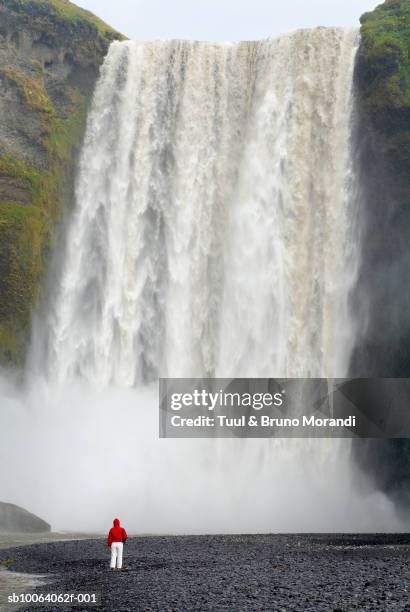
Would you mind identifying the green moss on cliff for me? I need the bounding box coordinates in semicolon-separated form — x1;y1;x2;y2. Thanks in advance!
0;98;89;364
357;0;410;176
0;156;41;195
0;96;88;364
0;0;124;366
2;0;125;53
0;203;49;363
47;0;121;39
41;96;88;219
0;66;54;114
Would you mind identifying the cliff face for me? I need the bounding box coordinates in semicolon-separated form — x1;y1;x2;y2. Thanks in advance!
0;0;123;365
352;0;410;511
352;0;410;376
356;0;410;193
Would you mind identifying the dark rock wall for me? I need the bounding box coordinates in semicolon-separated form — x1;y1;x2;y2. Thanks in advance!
351;0;410;512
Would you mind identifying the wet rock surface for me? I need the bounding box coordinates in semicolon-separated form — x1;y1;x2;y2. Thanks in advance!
1;533;409;611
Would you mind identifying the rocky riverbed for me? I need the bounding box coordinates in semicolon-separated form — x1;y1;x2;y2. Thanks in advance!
0;534;409;611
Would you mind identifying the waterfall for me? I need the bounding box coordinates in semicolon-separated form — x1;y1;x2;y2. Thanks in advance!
37;27;360;386
5;27;407;532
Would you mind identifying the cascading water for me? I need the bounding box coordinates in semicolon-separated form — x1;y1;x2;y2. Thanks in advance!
37;28;359;384
2;28;406;533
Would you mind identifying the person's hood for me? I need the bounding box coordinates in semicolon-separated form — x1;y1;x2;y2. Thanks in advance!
113;518;120;527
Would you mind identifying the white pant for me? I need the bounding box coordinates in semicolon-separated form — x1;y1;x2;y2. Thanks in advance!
110;542;123;569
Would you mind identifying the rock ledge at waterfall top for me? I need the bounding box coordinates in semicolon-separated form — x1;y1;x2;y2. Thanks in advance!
0;0;124;366
0;501;50;533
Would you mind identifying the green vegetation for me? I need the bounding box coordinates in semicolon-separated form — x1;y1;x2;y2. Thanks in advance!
0;76;89;364
358;0;410;175
0;66;54;114
4;0;124;43
42;95;89;219
47;0;122;40
0;96;88;364
0;0;124;365
0;156;41;197
0;203;49;363
0;559;14;567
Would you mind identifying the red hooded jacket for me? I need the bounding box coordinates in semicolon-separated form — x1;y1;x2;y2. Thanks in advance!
107;518;128;547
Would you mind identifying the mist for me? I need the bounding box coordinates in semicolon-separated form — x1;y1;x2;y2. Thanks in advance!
0;372;407;534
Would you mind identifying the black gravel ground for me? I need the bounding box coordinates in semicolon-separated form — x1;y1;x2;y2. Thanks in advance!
1;534;409;611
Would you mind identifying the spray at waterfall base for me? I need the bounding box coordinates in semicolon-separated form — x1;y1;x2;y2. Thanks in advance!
1;376;407;533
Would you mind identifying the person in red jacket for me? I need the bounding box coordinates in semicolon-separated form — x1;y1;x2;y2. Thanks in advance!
107;518;128;570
